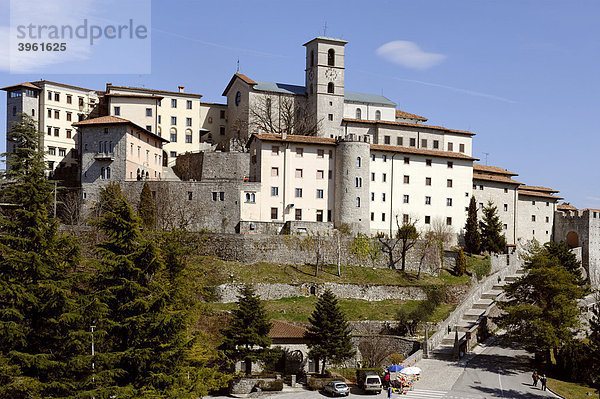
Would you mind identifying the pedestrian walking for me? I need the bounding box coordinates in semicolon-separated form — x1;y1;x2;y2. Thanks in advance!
387;386;393;398
384;372;390;389
541;374;547;391
532;370;539;387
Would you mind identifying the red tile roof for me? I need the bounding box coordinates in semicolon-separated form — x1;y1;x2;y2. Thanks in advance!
105;93;163;100
518;189;563;200
371;144;477;161
1;82;41;91
395;109;427;121
72;116;168;142
222;73;258;96
108;84;203;98
580;208;600;213
473;163;518;176
557;203;578;211
269;320;307;339
473;172;521;185
519;185;559;193
248;133;336;146
31;80;96;93
343;118;475;136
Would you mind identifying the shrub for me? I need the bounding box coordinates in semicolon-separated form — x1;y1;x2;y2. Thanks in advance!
256;379;284;391
387;353;404;365
455;248;467;276
472;256;491;280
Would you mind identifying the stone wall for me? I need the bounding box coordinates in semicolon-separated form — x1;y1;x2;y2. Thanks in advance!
213;282;428;303
174;151;250;181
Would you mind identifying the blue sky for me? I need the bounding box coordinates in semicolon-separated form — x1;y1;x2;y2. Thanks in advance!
1;0;599;208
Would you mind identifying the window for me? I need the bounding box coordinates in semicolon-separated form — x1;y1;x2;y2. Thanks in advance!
66;94;72;104
404;157;410;164
170;128;177;142
66;129;72;139
186;117;192;127
171;116;177;125
356;108;362;119
356;197;361;207
480;185;484;190
403;214;410;224
546;202;549;207
546;216;549;223
375;110;381;120
403;195;409;204
371;212;374;221
328;114;333;121
54;93;60;101
355;177;362;187
382;173;387;182
459;143;465;153
48;146;56;155
271;208;278;219
371;154;375;161
425;216;431;224
187;191;193;201
101;167;105;179
384;136;390;144
532;215;536;222
329;170;333;179
426;177;432;186
78;97;84;106
295;209;302;221
185;131;192;143
382;155;387;162
158;115;161;124
146;108;152;117
503;224;507;230
272;146;279;155
316;170;324;179
113;106;120;116
316;210;324;222
317;149;324;158
447;179;453;187
447;161;453;168
371;192;375;201
446;217;452;226
532;200;536;205
316;189;324;199
421;139;427;148
328;48;335;66
504;204;508;211
146;125;152;132
382;213;386;222
371;172;375;181
171;99;177;108
271;187;279;196
295;169;303;178
220;109;226;119
54;110;60;119
504;188;508;194
448;142;453;151
66;112;72;121
219;192;225;201
295;188;303;198
296;147;304;157
479;203;484;209
381;193;386;202
327;82;334;94
397;137;403;146
54;128;59;136
48;91;52;100
426;159;432;166
446;198;453;206
271;167;279;176
433;140;439;149
410;138;416;147
425;196;431;205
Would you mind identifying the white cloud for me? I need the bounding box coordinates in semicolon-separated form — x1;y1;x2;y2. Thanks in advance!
376;40;446;70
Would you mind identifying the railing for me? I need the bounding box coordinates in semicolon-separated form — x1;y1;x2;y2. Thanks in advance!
93;152;114;160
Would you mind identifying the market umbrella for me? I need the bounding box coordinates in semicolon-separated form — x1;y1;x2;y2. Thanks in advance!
388;365;404;372
399;366;421;375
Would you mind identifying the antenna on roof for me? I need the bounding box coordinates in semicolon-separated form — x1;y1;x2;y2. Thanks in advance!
482;152;490;165
323;21;328;36
236;58;240;73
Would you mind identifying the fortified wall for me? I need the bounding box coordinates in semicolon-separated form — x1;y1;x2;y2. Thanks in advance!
554;209;600;287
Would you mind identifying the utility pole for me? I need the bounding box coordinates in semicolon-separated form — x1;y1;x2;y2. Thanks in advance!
482;152;490;165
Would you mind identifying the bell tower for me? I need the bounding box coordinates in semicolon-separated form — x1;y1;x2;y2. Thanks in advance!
304;36;347;138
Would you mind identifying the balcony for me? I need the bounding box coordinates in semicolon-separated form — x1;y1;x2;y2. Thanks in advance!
94;152;114;161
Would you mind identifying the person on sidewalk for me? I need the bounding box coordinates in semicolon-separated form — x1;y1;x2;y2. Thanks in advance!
540;374;547;391
532;370;539;387
383;372;390;389
387;386;393;398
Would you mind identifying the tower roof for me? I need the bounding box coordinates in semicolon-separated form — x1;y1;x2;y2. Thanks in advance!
303;36;348;46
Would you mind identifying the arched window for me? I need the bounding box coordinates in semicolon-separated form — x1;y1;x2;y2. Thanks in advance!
137;168;141;180
146;171;149;179
375;110;381;120
170;127;177;142
109;141;113;153
328;49;335;66
100;167;105;179
106;167;111;179
157;126;162;137
356;108;362;119
355;177;362;187
310;50;314;67
356;157;361;167
356;197;361;207
327;82;334;94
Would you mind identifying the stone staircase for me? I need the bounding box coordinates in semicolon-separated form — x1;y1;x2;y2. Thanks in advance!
430;269;524;360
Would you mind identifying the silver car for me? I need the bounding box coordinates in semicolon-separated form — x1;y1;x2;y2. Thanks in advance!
323;380;350;396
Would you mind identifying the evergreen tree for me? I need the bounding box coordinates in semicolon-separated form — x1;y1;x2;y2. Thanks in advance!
496;243;585;362
306;289;355;374
464;196;481;254
0;114;81;398
138;181;155;230
455;248;467;276
480;201;506;254
543;241;587;287
589;301;600;388
220;285;273;375
86;185;199;397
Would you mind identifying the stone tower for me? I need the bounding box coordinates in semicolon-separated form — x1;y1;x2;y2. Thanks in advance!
303;37;347;138
334;138;370;234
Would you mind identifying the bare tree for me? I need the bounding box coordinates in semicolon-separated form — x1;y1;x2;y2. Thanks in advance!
300;231;329;276
378;216;420;271
429;217;454;272
351;233;381;269
415;230;439;280
249;95;321;136
333;224;351;277
57;189;84;227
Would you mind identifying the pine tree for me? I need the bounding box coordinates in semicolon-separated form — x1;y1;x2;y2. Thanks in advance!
220;284;273;375
455;248;467;276
306;289;355;374
543;241;587;287
481;201;506;254
0;114;81;398
86;185;198;397
464;196;481;254
138;181;155;230
589;301;600;388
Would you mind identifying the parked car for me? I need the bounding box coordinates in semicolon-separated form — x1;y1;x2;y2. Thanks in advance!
323;380;350;396
356;369;382;394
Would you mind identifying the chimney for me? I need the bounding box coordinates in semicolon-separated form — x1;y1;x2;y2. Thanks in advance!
178;86;184;93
